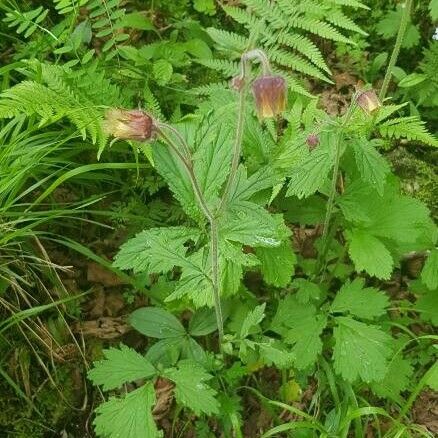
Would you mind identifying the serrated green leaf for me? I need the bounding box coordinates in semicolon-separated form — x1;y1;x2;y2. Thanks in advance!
333;317;392;383
347;229;394;280
286;133;335;199
240;304;266;338
415;291;438;326
189;307;218;336
113;227;199;274
255;241;296;287
88;345;157;391
331;278;389;320
220;201;282;247
291;278;321;304
370;355;413;402
421;249;438;291
259;341;295;369
130;307;186;338
352;138;390;195
153;59;173;85
94;383;159;438
163;360;219;415
272;297;327;370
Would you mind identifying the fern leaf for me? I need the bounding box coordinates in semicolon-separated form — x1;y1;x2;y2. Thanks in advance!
269;48;332;83
222;5;259;28
378;117;438;147
3;6;49;38
195;59;240;77
327;0;370;9
327;10;368;35
206;28;249;53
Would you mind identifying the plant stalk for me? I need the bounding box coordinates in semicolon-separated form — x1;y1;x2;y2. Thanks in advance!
157;129;224;341
379;0;413;101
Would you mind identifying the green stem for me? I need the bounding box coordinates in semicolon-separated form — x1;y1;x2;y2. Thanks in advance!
379;0;413;101
218;83;247;213
316;99;357;278
157;129;224;341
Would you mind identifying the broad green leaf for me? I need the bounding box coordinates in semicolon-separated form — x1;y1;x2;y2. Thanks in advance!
415;291;438;326
331;278;389;320
286;132;335;199
291;278;321;304
88;345;156;391
272;297;327;370
352;138;390;195
130;307;186;338
370;355;413;402
421;249;438;291
240;304;266;338
146;338;182;367
189;307;218;336
425;361;438;390
220;201;282;247
153;145;199;219
119;12;155;30
259;342;295;369
347;229;393;280
333;317;392;383
255;241;296;287
430;0;438;20
153;59;173;85
163;360;219;415
165;250;213;307
113;226;199;274
94;383;159;438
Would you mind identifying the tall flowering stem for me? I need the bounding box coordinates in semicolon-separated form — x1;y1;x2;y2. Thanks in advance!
379;0;413;101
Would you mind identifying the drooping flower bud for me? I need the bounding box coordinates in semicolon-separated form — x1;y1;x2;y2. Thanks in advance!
306;133;319;151
355;89;381;114
252;75;287;119
230;76;245;92
103;109;155;141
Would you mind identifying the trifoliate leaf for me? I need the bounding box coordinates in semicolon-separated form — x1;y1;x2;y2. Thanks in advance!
220;201;282;247
146;338;182;368
240;304;266;338
88;345;157;391
163;360;219;415
286;132;335;199
130;307;186;338
352;138;390;195
415;291;438;326
273;297;327;370
94;383;159;438
370;355;413;402
113;227;199;274
255;241;296;287
331;278;389;320
333;317;392;382
347;229;394;279
421;249;438;291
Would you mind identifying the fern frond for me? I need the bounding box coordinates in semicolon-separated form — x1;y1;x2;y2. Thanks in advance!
327;0;370;10
379;117;438;147
195;59;240;77
190;82;229;97
327;10;367;35
274;33;331;73
54;0;89;15
288;16;354;44
374;103;408;124
243;0;287;29
3;6;49;39
206;28;249;53
222;5;259;28
269;48;332;83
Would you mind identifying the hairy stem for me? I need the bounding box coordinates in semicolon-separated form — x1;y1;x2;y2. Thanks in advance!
157;129;224;341
316;100;357;278
218;85;247;213
379;0;413;101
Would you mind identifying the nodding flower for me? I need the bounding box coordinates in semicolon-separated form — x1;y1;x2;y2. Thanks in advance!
103;109;155;141
355;89;382;114
252;75;287;119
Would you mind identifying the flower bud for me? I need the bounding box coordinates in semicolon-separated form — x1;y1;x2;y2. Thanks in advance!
252;75;287;119
355;89;381;114
306;133;319;151
230;76;245;91
103;109;155;141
